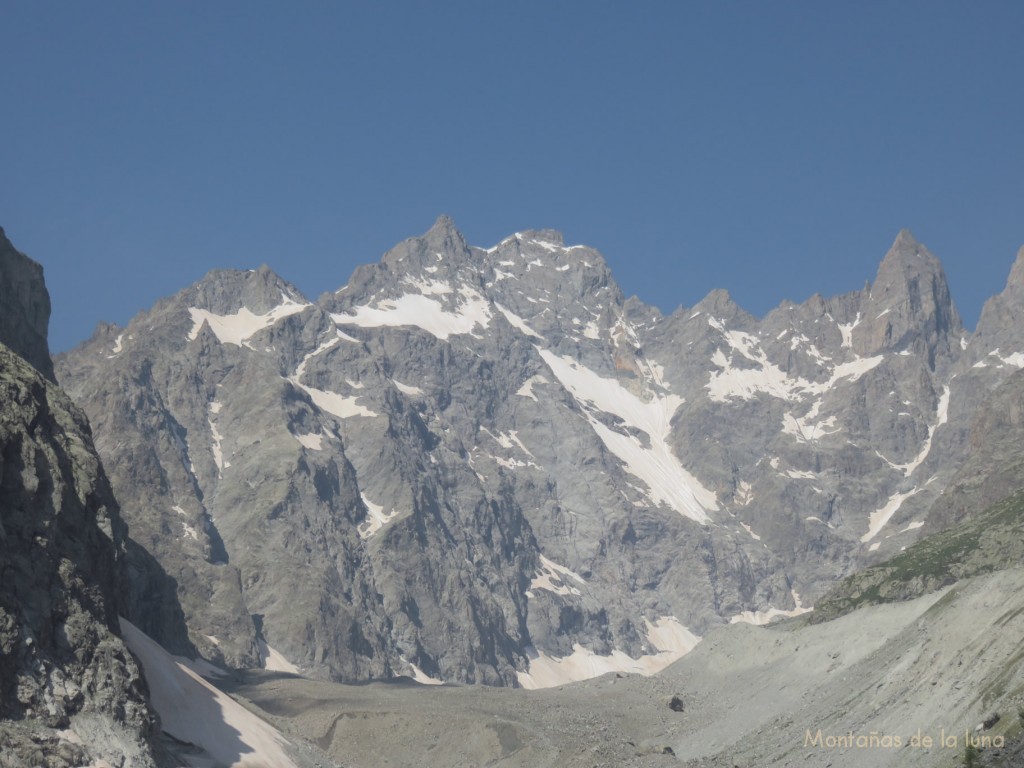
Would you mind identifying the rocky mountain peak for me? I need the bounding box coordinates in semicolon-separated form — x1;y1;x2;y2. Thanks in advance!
188;266;308;315
872;229;945;289
851;230;962;368
380;214;473;274
0;227;54;381
690;288;751;326
1007;245;1024;288
971;244;1024;361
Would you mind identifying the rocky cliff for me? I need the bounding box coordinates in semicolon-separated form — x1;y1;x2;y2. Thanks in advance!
0;228;54;382
0;237;166;766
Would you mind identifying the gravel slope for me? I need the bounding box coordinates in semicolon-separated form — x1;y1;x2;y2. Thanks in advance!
211;567;1024;768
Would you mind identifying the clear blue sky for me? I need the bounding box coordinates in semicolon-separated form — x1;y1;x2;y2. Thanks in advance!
2;2;1022;353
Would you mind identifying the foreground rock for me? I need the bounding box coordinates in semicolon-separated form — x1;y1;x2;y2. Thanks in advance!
0;232;165;765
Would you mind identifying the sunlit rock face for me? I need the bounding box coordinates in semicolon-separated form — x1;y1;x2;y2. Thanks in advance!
55;217;1024;687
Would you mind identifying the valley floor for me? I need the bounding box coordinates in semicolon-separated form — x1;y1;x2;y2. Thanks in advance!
208;567;1024;768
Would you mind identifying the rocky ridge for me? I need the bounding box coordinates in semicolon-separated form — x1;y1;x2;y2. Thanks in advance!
54;217;1024;688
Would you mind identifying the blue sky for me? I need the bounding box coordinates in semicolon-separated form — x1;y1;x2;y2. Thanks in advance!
2;2;1022;352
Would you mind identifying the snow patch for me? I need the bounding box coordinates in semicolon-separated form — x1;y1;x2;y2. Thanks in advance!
258;640;301;675
294;432;324;451
188;294;309;347
300;384;377;420
729;591;812;625
208;403;228;475
358;493;399;539
515;374;550;401
405;660;444;685
517;617;700;689
494;302;543;338
332;286;492;340
538;349;717;524
735;481;754;506
877;386;951;478
861;488;921;543
119;619;298;768
293;331;348;380
530;555;586;597
393;379;424;396
782;411;840;443
740;522;761;541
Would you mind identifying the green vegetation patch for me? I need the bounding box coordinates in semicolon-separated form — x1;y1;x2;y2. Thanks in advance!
811;491;1024;624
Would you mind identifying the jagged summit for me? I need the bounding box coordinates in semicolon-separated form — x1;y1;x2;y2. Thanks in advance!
850;230;963;367
380;214;473;273
972;244;1024;357
874;229;947;279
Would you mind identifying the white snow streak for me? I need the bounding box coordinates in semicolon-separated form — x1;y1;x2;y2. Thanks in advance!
120;620;298;768
740;522;762;541
861;488;920;543
538;349;716;524
208;402;228;475
494;302;543;338
358;493;399;539
876;385;951;479
407;661;444;685
258;640;300;674
782;411;840;442
401;276;452;296
393;379;424;396
294;332;346;380
287;334;377;421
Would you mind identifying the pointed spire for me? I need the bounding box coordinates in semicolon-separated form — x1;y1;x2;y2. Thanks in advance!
852;231;962;370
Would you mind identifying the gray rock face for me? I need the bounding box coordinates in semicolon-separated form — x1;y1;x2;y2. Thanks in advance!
0;345;165;763
53;217;1024;687
0;226;54;382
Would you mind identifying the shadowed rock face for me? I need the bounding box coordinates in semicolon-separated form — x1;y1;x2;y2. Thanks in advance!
0;233;165;766
53;218;1024;688
0;226;54;382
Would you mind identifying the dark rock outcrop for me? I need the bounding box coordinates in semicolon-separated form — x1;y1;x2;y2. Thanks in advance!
0;226;54;382
0;232;166;766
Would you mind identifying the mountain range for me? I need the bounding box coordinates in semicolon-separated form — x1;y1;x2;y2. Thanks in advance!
51;216;1024;688
4;217;1024;766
